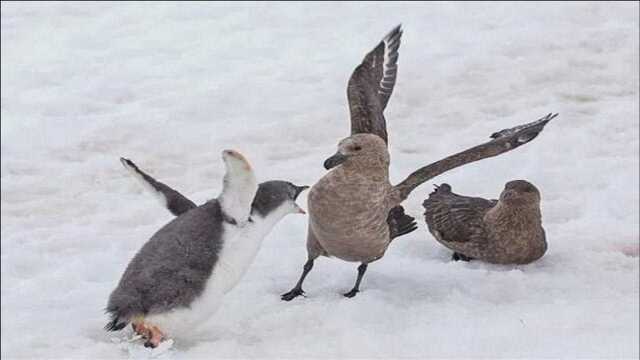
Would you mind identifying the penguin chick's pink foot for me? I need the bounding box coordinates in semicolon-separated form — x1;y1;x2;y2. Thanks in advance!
132;322;166;348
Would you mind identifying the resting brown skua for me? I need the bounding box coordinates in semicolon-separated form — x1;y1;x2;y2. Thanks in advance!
423;180;547;264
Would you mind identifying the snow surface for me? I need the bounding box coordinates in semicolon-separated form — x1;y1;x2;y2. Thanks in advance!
1;2;638;359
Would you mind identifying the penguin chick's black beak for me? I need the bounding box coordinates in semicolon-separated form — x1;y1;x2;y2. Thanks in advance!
324;153;348;170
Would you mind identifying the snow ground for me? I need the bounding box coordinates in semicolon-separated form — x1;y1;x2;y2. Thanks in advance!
1;2;638;359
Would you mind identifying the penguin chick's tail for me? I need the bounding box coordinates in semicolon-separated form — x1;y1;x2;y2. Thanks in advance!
104;308;129;332
388;206;418;240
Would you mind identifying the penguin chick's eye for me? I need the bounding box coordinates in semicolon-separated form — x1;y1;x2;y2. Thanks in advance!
353;146;362;151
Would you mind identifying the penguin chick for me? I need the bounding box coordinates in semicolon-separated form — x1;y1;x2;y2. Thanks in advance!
106;151;307;348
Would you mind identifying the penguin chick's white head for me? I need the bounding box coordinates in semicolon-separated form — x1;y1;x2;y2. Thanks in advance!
219;149;258;225
252;181;310;220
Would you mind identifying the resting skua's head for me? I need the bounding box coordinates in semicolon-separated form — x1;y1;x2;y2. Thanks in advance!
499;180;541;206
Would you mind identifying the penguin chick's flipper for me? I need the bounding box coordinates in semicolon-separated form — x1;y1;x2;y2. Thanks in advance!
120;157;197;216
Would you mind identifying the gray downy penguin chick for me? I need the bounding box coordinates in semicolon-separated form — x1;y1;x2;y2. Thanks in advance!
423;180;547;264
106;151;307;348
281;25;556;300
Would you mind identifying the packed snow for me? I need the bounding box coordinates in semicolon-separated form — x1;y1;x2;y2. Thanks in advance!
1;2;638;359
